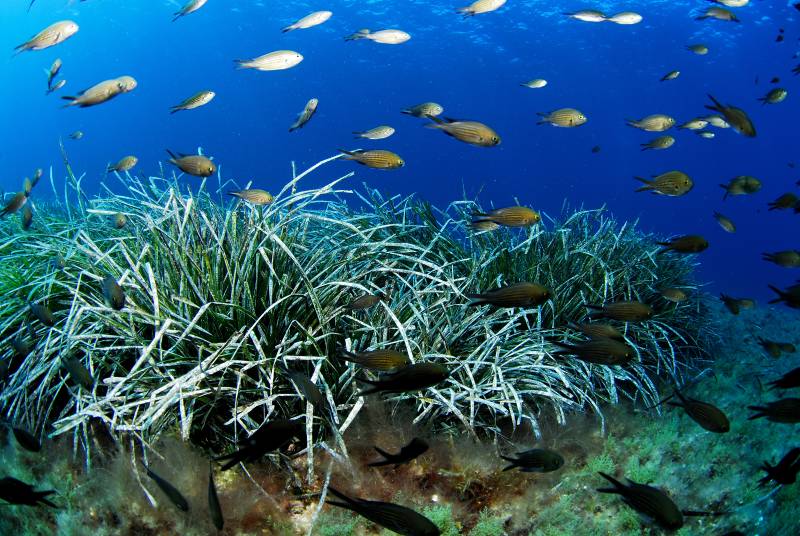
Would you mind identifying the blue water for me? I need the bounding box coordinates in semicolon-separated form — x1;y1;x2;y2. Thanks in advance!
1;0;798;302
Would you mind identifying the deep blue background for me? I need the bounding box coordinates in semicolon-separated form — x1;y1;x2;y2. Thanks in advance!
1;0;798;302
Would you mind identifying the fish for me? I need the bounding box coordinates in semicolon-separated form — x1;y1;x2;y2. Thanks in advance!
357;362;449;395
547;337;635;365
289;98;319;132
215;419;304;470
46;58;62;88
606;12;643;25
338;348;411;371
748;398;800;423
457;0;507;17
758;337;787;358
166;150;217;177
656;235;709;254
170;90;215;113
29;302;54;327
68;130;83;140
62;76;137;108
758;88;788;105
1;192;28;218
768;367;800;390
626;114;675;132
695;6;739;21
227;189;273;205
471;206;540;227
501;448;564;472
677;119;708;130
768;193;799;210
21;206;33;231
660;288;688;302
758;447;800;487
686;44;709;55
173;0;208;22
282;11;333;32
696;131;715;139
402;102;444;118
14;21;79;55
780;342;797;353
326;487;440;536
467;282;550;308
719;294;754;314
521;79;547;89
586;301;653;322
596;472;683;529
0;477;56;507
46;79;67;95
338;149;404;169
763;250;800;268
768;283;800;309
63;356;93;389
640;136;675;151
770;77;780;84
368;438;429;467
208;466;224;530
705;94;756;137
425;116;501;147
703;115;730;128
668;391;730;433
113;213;127;229
353;126;395;140
29;168;43;193
235;50;303;71
710;0;749;6
591;145;601;154
634;171;693;196
345;294;383;311
568;322;625;341
11;427;42;452
712;212;736;233
564;10;607;22
345;29;411;44
107;156;138;174
101;276;125;310
142;463;189;511
720;176;761;199
11;337;31;360
660;71;680;82
537;108;587;127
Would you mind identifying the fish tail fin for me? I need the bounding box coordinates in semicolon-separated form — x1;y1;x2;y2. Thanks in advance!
624;119;637;128
633;177;651;192
165;149;178;161
35;490;57;508
345;29;370;41
767;285;785;303
465;293;485;306
500;455;518;471
356;376;379;396
281;25;295;33
337;148;356;158
423;114;445;129
169;107;180;114
352;131;364;138
233;59;250;69
747;405;766;420
596;472;626;494
327;486;358;507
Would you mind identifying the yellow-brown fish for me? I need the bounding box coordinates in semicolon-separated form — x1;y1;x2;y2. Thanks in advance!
338;348;410;371
170;90;215;113
640;136;675;151
14;20;79;55
338;149;404;169
457;0;507;16
107;156;138;173
101;276;126;310
656;235;708;254
695;6;740;22
282;11;332;32
173;0;208;22
289;98;318;132
720;176;761;199
758;88;787;105
46;58;62;88
166;150;216;177
634;171;693;196
521;78;548;89
467;282;551;308
705;94;756;137
425;116;500;147
227;189;274;205
660;288;688;302
548;337;635;365
626;114;675;132
568;322;625;341
713;212;736;233
62;76;137;108
21;206;33;231
587;301;653;322
686;44;709;55
677;119;709;130
235;50;303;71
345;294;384;311
763;250;800;268
758;337;793;358
537;108;587;127
46;79;66;95
719;293;754;315
703;115;729;128
353;126;395;140
63;356;93;390
768;193;799;211
472;206;540;227
113;213;127;229
660;71;680;82
29;302;54;327
402;102;444;118
1;192;28;218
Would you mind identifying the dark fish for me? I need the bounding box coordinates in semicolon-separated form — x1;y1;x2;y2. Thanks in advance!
358;362;449;395
338;348;411;372
63;356;93;390
719;293;755;315
759;447;800;488
758;337;786;358
281;366;325;408
769;367;800;390
597;472;683;529
501;448;564;473
705;94;756;137
326;486;440;536
11;427;42;452
586;301;653;322
768;283;800;309
208;465;224;530
29;302;54;327
1;192;28;218
11;337;31;360
591;145;601;153
748;398;800;423
467;282;551;308
101;276;126;310
214;419;303;471
768;193;799;211
142;463;189;512
668;391;730;433
21;205;33;230
547;337;634;365
368;438;429;467
771;77;780;84
568;322;624;341
345;294;383;311
656;235;708;254
0;477;56;507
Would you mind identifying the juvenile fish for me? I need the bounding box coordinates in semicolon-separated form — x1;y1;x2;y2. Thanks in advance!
1;192;28;218
402;102;444;118
113;213;127;229
425;116;500;147
101;276;125;310
282;11;332;32
457;0;507;17
289;98;318;132
720;176;761;199
326;487;440;536
548;337;635;365
501;448;564;472
357;362;449;395
758;337;788;358
338;149;404;169
668;391;730;433
758;88;787;105
62;76;137;108
758;447;800;487
586;301;653;322
353;126;395;140
763;250;800;268
471;206;540;227
564;10;606;22
0;477;56;508
660;288;688;302
172;0;208;22
228;189;273;205
634;171;693;196
660;71;680;82
467;282;550;308
46;79;66;95
656;235;708;254
695;6;740;22
368;438;429;467
208;466;224;530
537;108;587;127
713;212;736;232
640;136;675;151
29;302;54;327
69;131;83;140
719;293;753;314
705;94;756;137
63;356;93;389
170;90;215;113
142;463;189;511
215;419;303;470
696;130;715;139
345;294;383;311
521;78;547;88
11;427;42;453
281;366;326;409
338;348;410;371
166;150;216;177
626;114;675;132
345;29;411;44
14;20;79;55
768;193;798;211
21;206;33;231
606;12;642;25
107;156;138;174
46;58;62;88
686;44;709;55
677;119;708;130
748;398;800;423
703;115;729;128
235;50;303;71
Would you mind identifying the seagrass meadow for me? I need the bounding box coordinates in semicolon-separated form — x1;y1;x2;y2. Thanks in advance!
0;153;756;535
